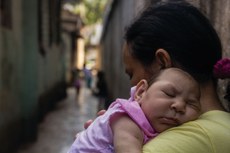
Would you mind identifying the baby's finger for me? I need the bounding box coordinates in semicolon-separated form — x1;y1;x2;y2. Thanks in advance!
84;119;93;129
97;110;106;116
75;133;79;138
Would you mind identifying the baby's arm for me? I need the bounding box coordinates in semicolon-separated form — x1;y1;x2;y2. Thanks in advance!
111;114;144;153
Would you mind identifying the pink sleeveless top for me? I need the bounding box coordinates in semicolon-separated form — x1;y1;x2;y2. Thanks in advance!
68;87;158;153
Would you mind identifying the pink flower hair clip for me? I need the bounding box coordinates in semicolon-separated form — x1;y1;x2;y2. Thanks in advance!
213;58;230;79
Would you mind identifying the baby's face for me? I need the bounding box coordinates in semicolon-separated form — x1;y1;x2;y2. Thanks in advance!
139;68;201;133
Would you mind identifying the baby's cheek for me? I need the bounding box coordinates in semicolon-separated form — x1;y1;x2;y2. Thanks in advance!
187;110;200;121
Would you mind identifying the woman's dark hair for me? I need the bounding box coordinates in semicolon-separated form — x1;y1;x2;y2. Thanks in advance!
124;1;222;83
224;82;230;110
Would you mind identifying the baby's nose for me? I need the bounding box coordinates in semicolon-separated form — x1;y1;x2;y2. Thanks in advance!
171;100;186;114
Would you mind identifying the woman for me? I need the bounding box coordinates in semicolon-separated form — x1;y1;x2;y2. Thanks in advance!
85;1;230;152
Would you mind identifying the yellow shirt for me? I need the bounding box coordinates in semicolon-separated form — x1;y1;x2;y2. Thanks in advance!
143;110;230;153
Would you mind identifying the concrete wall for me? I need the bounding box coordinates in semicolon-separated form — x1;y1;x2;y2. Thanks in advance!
0;0;25;152
0;0;66;152
100;0;230;104
188;0;230;57
100;0;149;101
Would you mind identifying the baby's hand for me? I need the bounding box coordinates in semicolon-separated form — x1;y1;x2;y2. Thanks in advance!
83;119;93;129
74;110;106;138
83;110;106;129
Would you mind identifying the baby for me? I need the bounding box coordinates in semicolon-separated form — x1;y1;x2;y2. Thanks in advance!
68;68;201;153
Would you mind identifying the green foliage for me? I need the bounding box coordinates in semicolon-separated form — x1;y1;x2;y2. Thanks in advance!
74;0;108;25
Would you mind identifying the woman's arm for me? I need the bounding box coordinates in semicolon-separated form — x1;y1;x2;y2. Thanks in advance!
111;114;144;153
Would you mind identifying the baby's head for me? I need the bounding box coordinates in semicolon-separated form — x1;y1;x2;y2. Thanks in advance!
134;68;201;132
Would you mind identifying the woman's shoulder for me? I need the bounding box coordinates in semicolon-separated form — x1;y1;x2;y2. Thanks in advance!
143;110;230;153
195;110;230;130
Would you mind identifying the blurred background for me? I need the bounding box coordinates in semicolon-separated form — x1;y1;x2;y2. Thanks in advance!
0;0;230;153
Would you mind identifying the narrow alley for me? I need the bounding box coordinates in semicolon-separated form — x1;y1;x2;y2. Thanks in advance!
17;82;98;153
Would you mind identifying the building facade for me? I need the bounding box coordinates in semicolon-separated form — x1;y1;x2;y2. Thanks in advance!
0;0;72;152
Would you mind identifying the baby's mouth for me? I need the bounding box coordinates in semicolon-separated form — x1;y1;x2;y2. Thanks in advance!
160;117;180;126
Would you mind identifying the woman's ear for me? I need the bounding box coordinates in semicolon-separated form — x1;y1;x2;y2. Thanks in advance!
155;49;172;69
134;80;148;103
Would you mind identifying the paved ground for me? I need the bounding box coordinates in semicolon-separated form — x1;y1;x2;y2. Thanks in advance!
17;84;98;153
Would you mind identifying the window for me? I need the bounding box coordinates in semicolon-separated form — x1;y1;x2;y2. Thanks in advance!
0;0;12;28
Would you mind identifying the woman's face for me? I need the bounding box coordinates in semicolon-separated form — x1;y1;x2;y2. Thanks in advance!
123;43;158;86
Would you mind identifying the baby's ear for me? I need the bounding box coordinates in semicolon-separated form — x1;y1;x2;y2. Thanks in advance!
134;80;148;102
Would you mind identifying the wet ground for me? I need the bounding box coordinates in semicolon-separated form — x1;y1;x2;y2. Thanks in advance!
17;84;98;153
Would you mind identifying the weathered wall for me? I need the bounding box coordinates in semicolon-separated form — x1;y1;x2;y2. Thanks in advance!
0;0;66;152
189;0;230;57
100;0;230;104
100;0;149;101
0;0;25;152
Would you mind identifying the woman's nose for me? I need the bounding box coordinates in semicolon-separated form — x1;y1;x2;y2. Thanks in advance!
171;100;186;114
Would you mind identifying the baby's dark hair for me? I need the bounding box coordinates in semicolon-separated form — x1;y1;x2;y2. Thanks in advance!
124;0;222;84
147;68;199;88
